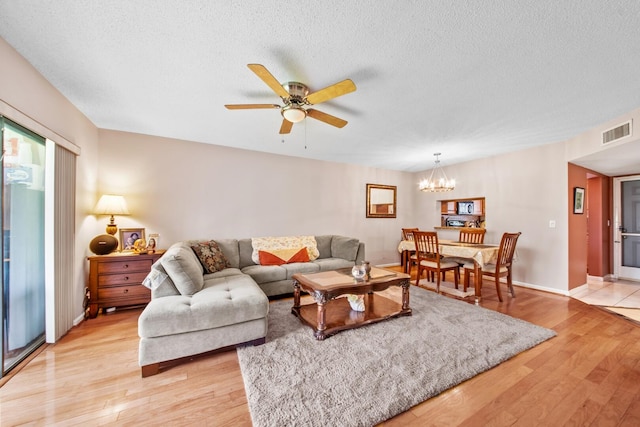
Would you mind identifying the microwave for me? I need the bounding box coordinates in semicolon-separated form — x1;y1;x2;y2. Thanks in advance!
457;201;474;215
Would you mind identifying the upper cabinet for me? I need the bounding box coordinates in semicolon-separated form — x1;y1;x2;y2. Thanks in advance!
437;197;485;229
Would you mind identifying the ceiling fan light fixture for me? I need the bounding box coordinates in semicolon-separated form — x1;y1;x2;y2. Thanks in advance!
281;105;307;123
419;153;455;192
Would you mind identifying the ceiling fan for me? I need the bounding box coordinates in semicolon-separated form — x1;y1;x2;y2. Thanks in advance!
224;64;356;134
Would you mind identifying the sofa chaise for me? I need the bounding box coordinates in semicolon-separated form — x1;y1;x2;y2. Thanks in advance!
138;235;364;376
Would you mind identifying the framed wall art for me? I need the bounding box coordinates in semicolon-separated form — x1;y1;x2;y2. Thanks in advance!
366;183;397;218
573;187;585;214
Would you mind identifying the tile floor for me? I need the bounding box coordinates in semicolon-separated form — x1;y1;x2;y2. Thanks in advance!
571;277;640;323
571;277;640;308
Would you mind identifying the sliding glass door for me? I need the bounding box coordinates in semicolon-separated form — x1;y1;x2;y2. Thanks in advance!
1;117;46;375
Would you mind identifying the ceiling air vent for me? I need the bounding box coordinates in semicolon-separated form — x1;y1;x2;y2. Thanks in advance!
602;120;631;145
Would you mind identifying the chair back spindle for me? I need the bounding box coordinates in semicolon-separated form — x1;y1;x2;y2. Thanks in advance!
414;231;439;261
459;228;486;244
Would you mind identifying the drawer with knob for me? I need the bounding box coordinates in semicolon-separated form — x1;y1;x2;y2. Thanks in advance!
87;250;164;318
98;271;150;287
98;284;150;301
97;259;152;275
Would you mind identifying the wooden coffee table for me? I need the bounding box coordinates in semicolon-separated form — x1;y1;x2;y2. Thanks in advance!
291;267;411;340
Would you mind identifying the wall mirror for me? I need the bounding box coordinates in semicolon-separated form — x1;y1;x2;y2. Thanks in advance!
366;183;397;218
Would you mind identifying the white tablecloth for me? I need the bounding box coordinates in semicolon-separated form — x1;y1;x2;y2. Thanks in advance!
397;239;499;267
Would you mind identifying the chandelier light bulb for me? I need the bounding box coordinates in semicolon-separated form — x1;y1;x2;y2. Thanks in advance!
419;153;455;192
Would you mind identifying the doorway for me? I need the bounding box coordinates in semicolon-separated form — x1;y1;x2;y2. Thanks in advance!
613;175;640;281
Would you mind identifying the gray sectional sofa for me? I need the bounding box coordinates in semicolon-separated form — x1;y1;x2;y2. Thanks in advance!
138;235;364;376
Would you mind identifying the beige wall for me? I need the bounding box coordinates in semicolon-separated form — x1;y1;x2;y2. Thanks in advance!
97;112;639;297
415;141;569;293
97;129;416;266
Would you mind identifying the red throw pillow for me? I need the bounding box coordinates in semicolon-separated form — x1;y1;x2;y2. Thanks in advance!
258;247;310;266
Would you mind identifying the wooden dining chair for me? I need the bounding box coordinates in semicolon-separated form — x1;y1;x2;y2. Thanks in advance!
459;228;486;244
463;232;521;302
412;231;459;293
401;228;419;273
445;228;487;288
402;228;419;241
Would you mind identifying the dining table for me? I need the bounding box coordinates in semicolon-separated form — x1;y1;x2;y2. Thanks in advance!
397;239;500;303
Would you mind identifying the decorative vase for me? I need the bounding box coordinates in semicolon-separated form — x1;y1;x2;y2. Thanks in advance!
347;294;365;312
351;265;365;281
361;261;372;281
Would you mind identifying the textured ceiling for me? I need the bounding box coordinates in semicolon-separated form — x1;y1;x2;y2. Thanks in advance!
1;1;640;175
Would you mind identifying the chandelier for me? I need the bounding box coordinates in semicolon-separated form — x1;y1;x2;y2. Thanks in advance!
419;153;455;192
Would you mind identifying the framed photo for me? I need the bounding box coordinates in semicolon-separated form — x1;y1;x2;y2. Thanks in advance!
146;233;160;252
573;187;585;214
366;183;397;218
119;228;146;251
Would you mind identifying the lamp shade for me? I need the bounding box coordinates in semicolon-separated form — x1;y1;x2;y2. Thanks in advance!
94;194;130;216
281;105;307;123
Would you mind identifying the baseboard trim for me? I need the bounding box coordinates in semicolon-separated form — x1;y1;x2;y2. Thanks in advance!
568;283;589;296
378;262;401;268
512;280;571;297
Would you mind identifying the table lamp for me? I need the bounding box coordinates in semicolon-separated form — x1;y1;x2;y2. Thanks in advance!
94;194;130;235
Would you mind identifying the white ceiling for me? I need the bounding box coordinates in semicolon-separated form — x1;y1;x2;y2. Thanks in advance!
1;1;640;175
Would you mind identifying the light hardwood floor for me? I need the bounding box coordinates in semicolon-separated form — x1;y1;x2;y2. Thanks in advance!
2;268;640;426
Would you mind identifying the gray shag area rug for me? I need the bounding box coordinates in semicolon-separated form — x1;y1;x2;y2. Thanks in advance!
237;286;556;427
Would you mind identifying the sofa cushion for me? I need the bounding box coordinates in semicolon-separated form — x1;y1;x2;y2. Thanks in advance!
191;240;230;273
138;275;268;339
315;235;333;259
251;236;319;263
313;257;356;271
241;264;287;283
238;238;255;269
282;262;320;278
331;236;360;261
160;245;204;296
213;239;240;269
203;267;244;281
258;247;310;266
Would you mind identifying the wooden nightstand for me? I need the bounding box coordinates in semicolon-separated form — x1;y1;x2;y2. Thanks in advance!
86;250;164;318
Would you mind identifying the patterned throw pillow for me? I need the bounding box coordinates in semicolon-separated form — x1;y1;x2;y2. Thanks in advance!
258;247;310;266
191;240;230;273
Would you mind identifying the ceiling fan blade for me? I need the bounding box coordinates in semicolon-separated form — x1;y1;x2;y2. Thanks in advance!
247;64;290;99
305;79;356;105
224;104;280;110
279;119;293;134
306;109;348;128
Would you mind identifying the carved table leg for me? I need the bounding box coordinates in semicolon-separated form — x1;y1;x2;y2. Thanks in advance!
291;280;302;316
315;301;327;340
401;278;411;311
